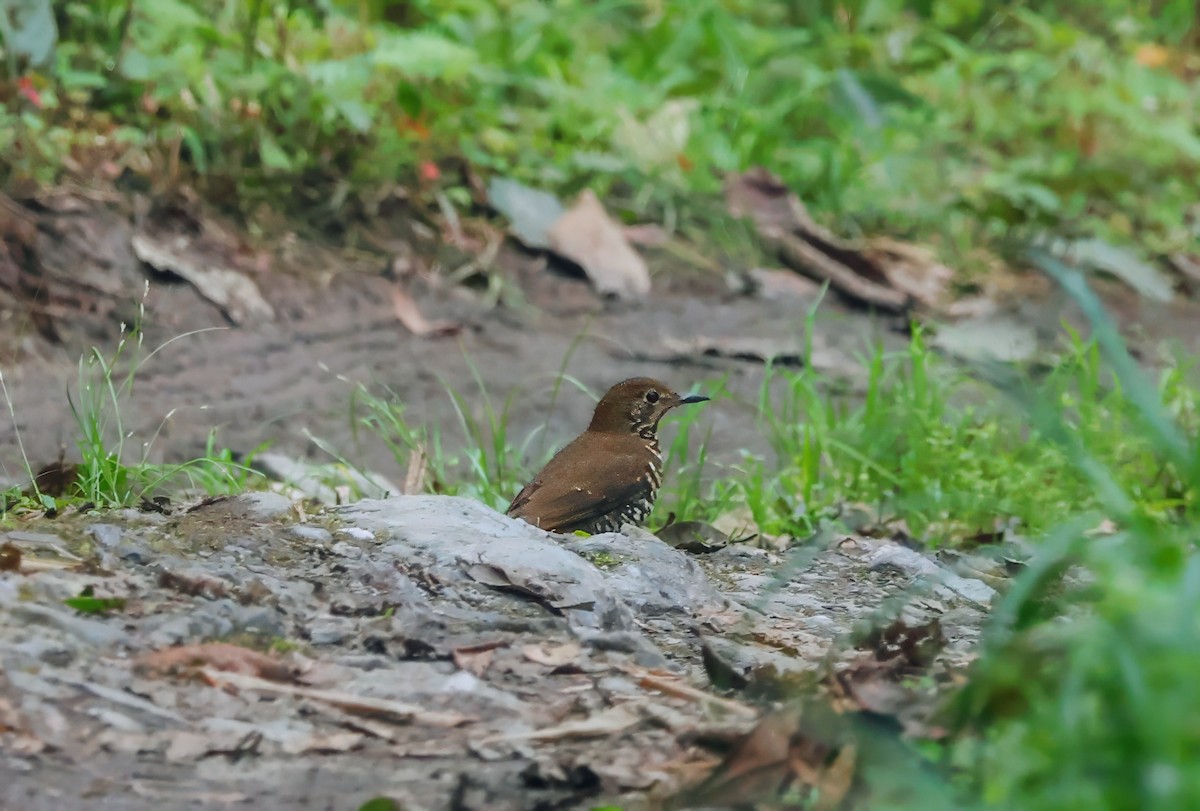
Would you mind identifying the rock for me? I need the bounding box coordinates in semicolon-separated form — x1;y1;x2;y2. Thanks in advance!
339;497;642;634
575;527;731;619
236;492;296;522
335;527;375;542
288;525;333;544
4;602;125;648
86;524;123;548
867;542;997;607
329;541;363;559
309;616;356;646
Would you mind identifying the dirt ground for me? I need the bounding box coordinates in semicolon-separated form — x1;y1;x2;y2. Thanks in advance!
2;195;1197;490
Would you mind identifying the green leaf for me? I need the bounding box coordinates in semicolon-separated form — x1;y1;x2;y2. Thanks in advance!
258;133;292;171
355;798;399;811
0;0;58;67
370;31;476;79
64;586;127;615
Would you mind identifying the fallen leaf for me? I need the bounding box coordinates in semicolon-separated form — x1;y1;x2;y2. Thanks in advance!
132;232;274;325
742;267;821;300
138;642;295;683
1060;237;1175;302
866;236;954;309
725;168;909;312
63;586;126;615
484;704;642;744
547;190;651;299
614;98;697;173
623;223;670;248
0;543;21;572
655;521;729;553
203;668;470;727
453;643;501;677
522;642;582;668
487;177;566;250
931;315;1038;363
391;284;462;338
30;454;78;497
617;335;849;373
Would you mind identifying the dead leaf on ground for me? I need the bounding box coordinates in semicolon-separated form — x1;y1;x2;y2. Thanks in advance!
547;189;651;300
740;267;822;300
132;232;274;325
671;704;856;810
487;177;566;250
204;668;471;728
522;641;582;668
623;223;671;247
625;667;757;720
1057;236;1175;302
453;640;508;677
616;335;850;374
655;521;729;554
391;284;462;338
29;453;78;498
866;237;955;310
484;703;642;744
931;315;1038;363
727;168;952;313
0;543;21;572
137;642;295;683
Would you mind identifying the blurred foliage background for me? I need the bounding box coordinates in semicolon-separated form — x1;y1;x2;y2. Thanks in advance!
1;0;1197;259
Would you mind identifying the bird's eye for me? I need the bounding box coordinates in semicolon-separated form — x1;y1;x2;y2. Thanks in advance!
645;390;659;404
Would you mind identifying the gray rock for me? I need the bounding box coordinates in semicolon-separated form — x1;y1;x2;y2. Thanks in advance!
574;527;731;618
4;602;125;648
288;525;333;544
867;542;997;607
309;616;356;646
236;492;295;521
329;541;363;559
86;524;123;548
340;497;641;634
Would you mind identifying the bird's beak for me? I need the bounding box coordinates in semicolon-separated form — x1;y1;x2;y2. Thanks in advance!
677;393;710;405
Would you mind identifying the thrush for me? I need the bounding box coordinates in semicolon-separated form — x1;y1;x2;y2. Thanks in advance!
507;377;709;535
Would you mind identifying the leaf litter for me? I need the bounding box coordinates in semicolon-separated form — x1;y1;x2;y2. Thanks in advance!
0;492;996;809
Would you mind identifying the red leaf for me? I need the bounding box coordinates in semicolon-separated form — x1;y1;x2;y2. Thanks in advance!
17;77;43;109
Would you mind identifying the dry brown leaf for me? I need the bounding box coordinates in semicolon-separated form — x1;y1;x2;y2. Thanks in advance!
521;641;582;668
547;189;651;299
137;642;294;683
812;743;857;811
390;285;462;338
866;236;954;309
624;667;756;719
727;168;936;313
131;232;274;325
0;543;21;572
483;704;642;744
453;641;506;677
745;267;821;299
203;667;470;727
402;446;428;495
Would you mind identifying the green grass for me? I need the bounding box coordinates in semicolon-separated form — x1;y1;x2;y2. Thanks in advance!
2;305;265;514
3;1;1195;261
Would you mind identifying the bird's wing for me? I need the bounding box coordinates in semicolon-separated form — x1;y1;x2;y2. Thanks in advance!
507;440;652;533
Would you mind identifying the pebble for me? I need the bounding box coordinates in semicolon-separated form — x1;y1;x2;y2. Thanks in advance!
329;541;363;559
335;527;375;542
86;524;123;548
288;525;333;544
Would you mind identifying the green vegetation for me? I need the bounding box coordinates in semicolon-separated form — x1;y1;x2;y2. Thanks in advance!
3;1;1196;260
2;310;263;515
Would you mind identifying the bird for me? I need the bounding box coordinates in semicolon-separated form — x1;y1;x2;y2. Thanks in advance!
507;377;709;535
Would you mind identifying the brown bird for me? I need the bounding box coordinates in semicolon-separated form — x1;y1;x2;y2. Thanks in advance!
507;377;709;535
